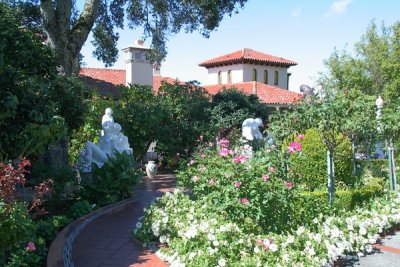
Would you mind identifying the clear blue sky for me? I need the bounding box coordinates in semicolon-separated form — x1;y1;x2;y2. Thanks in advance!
80;0;400;92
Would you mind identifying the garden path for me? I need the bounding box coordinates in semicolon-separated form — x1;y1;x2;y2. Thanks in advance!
71;174;176;267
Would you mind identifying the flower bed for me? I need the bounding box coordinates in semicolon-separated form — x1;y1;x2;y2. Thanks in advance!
132;137;395;266
134;190;400;266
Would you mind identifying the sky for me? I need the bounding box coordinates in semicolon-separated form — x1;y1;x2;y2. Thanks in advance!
80;0;400;92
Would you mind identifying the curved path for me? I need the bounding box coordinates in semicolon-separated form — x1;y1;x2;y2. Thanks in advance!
71;174;175;267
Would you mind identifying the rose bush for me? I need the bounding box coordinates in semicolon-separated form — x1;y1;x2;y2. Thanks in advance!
177;138;301;234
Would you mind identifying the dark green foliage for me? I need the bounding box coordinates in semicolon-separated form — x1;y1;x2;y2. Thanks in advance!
156;82;212;157
0;3;88;160
69;200;94;219
291;129;353;191
210;89;269;133
115;85;171;161
80;152;142;206
31;161;78;199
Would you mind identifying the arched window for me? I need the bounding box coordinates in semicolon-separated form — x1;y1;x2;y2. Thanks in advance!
218;71;222;84
227;70;232;83
264;70;268;84
274;71;279;85
252;69;257;81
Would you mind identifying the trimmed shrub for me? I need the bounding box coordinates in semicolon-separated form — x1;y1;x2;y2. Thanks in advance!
80;152;142;206
291;129;353;191
292;187;384;229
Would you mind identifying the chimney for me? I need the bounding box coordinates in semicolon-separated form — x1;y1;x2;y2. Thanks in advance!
252;81;257;95
121;40;153;89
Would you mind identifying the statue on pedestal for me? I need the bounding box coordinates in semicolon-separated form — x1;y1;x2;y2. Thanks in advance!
78;108;133;173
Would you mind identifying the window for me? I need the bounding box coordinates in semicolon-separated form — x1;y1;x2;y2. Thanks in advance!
218;71;222;84
134;52;142;60
274;71;279;85
264;70;268;84
227;70;232;83
252;69;257;81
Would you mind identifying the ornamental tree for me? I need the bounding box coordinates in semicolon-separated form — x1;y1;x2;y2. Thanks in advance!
269;91;377;203
6;0;248;75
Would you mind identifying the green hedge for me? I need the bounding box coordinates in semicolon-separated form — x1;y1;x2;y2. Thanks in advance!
291;128;353;191
291;186;384;229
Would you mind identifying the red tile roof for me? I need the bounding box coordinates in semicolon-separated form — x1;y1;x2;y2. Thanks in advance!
79;68;302;105
79;67;125;85
199;48;297;68
153;76;182;94
203;82;303;105
79;67;181;94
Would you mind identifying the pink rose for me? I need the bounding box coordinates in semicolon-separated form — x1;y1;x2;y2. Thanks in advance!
234;182;241;188
208;178;216;185
241;198;249;205
27;242;36;252
262;175;270;181
233;155;248;164
269;166;276;173
288;142;302;153
297;134;304;140
219;138;230;148
285;181;294;189
219;148;231;157
200;154;206;158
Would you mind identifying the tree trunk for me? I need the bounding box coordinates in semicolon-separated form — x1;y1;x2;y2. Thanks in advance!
327;149;335;204
40;0;100;75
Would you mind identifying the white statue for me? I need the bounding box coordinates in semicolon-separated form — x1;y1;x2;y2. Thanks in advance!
240;118;264;158
78;108;133;173
101;108;114;136
242;118;263;141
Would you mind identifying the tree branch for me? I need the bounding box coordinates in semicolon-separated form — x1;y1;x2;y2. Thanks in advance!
40;0;57;45
69;0;100;54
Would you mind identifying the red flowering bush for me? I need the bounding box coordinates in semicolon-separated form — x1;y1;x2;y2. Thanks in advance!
0;158;30;202
0;158;54;264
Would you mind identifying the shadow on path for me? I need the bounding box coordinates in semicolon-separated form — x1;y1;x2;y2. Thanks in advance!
72;174;175;267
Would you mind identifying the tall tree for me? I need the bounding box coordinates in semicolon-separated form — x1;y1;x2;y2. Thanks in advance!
319;20;400;102
11;0;248;75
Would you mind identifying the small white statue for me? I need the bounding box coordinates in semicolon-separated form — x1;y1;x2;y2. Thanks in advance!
78;108;133;173
101;108;114;136
242;118;263;141
240;118;264;158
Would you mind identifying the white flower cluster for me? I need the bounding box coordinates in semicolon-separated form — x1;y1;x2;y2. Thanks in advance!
134;191;400;267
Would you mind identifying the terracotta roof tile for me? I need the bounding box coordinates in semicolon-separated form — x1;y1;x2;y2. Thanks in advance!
199;48;297;68
79;68;181;95
203;82;303;105
153;76;183;94
79;68;301;105
79;67;125;85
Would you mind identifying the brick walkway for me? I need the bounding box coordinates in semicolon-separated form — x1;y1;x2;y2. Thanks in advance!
72;174;176;267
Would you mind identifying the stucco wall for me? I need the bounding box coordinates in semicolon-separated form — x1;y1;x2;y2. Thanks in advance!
206;64;244;85
206;64;289;89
